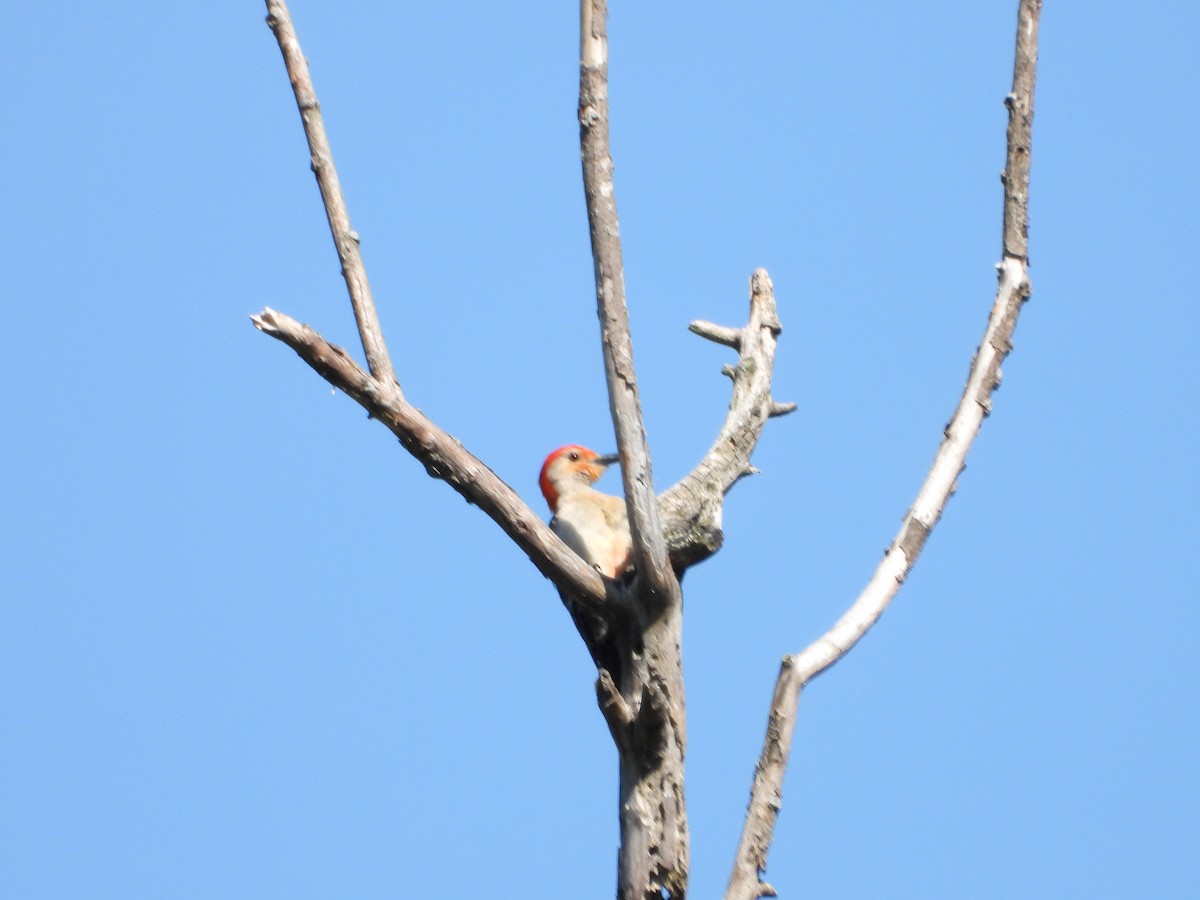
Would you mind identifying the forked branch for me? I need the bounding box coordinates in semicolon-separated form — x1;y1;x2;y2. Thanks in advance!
659;269;796;572
265;0;397;393
255;1;612;615
725;2;1042;897
582;1;795;579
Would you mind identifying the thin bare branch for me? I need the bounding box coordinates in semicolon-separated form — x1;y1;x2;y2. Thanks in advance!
726;3;1041;896
689;320;743;350
250;307;610;611
659;269;794;570
265;0;398;394
579;0;675;601
768;402;797;418
1003;0;1040;261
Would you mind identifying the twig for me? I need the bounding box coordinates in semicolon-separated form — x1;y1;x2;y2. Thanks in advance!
265;0;398;394
725;2;1041;897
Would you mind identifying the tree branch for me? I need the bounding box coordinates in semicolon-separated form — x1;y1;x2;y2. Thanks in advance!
257;2;621;616
579;4;690;897
659;269;795;571
265;0;398;394
579;0;675;602
1002;0;1039;261
725;2;1041;896
249;308;613;615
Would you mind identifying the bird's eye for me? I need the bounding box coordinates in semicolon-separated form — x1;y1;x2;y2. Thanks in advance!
568;451;580;461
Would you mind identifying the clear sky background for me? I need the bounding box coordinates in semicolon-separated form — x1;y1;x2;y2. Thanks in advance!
3;1;1197;897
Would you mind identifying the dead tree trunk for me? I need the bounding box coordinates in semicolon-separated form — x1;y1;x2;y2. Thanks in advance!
254;1;1041;896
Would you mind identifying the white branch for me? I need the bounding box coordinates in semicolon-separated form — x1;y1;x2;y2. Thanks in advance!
726;2;1041;896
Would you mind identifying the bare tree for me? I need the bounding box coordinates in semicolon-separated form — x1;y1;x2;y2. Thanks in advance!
253;1;1041;897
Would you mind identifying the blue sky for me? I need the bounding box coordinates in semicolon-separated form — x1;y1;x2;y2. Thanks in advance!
3;1;1197;897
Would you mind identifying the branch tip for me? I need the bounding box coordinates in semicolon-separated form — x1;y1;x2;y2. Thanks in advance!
689;320;742;350
768;401;797;418
750;268;774;295
250;307;284;333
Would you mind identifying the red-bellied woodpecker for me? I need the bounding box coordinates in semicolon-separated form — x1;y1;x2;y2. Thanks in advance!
539;444;632;580
539;444;631;678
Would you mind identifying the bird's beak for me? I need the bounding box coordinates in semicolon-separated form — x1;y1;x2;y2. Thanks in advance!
595;453;619;468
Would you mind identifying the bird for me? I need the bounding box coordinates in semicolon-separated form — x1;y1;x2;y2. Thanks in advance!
539;444;633;679
538;444;632;579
